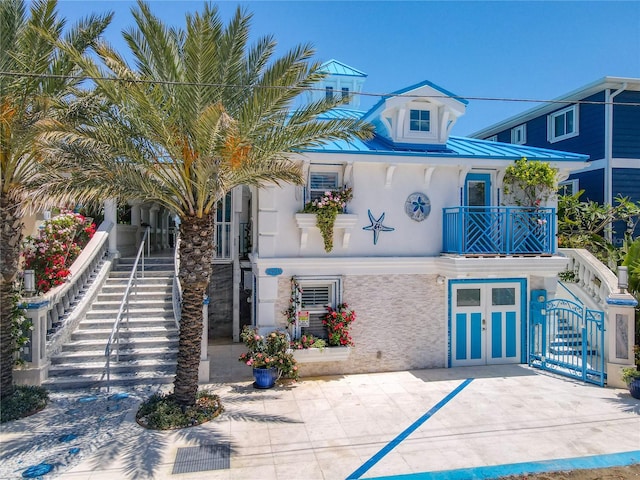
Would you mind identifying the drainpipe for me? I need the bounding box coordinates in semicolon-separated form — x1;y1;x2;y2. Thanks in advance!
604;82;627;243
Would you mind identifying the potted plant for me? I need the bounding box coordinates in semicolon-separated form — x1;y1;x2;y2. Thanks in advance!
302;186;353;252
238;326;298;388
621;366;640;399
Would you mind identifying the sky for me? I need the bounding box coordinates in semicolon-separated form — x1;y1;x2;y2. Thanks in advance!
54;0;640;136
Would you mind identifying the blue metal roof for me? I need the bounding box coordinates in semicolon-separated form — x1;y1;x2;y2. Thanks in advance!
301;135;589;162
318;59;368;77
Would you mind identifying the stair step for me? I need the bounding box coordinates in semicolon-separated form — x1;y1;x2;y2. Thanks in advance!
51;347;179;364
48;359;177;377
79;318;177;330
97;290;172;300
85;307;174;318
43;372;175;391
104;277;172;285
60;337;179;352
90;299;173;310
72;327;178;341
109;270;173;278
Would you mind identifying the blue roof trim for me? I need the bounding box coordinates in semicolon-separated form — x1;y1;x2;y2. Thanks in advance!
319;59;368;77
299;135;589;162
366;79;469;116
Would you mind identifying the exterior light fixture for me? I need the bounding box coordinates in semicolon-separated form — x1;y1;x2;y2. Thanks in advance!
618;266;629;292
23;270;35;295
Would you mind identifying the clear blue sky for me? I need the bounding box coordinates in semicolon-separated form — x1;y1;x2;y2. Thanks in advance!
55;0;640;136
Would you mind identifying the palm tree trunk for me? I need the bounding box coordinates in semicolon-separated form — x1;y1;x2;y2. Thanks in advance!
174;214;214;407
0;195;23;399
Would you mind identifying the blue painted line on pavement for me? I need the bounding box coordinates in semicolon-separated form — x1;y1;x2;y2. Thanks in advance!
346;378;473;480
366;450;640;480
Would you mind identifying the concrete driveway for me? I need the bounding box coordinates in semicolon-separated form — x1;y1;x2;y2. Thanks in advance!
2;365;639;479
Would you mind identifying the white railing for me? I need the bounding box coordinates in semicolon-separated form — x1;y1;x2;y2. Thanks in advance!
558;248;618;305
43;221;113;337
104;227;150;391
172;235;181;328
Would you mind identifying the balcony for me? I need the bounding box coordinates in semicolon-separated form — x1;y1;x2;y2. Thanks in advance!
442;206;555;255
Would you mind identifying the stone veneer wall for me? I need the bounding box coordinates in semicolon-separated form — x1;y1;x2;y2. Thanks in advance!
276;274;447;377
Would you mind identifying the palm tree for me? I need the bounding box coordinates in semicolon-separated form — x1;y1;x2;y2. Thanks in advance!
0;0;112;399
35;1;371;407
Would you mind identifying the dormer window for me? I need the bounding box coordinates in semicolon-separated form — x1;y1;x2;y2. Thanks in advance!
325;86;334;100
409;109;431;132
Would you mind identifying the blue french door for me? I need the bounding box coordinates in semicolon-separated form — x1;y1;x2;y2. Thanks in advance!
464;174;494;253
451;282;522;366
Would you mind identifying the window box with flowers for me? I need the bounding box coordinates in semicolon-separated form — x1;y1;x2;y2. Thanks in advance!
296;186;357;252
284;278;354;363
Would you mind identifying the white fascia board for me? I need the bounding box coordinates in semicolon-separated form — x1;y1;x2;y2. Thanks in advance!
295;151;588;172
471;77;640;139
253;255;569;278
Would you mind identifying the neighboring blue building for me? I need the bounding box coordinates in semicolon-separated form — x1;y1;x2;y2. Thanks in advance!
471;77;640;244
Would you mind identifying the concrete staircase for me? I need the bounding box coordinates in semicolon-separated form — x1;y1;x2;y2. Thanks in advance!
44;255;178;391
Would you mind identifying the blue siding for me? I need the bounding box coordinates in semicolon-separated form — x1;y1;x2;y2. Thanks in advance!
613;91;640;158
613;168;640;203
572;169;605;203
487;92;606;161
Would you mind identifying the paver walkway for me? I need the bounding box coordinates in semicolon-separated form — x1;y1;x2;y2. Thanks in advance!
1;365;638;479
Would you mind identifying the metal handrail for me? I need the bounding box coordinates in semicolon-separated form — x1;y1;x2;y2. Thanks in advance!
172;235;182;328
105;227;150;391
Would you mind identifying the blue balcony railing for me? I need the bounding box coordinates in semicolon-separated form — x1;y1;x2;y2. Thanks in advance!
442;206;555;255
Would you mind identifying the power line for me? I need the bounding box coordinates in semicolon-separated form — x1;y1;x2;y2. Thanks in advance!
1;70;639;107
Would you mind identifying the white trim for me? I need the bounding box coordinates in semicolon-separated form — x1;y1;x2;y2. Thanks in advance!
558;178;579;196
511;124;526;145
547;105;579;143
612;158;640;168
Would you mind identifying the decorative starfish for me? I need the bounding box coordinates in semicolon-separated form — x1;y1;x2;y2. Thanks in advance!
362;210;395;245
412;196;427;213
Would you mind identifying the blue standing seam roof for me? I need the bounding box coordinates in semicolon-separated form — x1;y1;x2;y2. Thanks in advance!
318;59;368;77
300;135;589;162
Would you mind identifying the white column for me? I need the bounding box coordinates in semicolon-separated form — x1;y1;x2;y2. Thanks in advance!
161;210;170;249
605;293;638;388
150;205;161;252
104;198;119;258
13;300;51;385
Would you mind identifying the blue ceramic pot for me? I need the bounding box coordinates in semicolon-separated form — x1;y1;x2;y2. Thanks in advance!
629;378;640;400
253;367;278;389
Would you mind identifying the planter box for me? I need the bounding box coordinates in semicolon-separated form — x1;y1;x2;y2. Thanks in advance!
295;213;359;249
292;346;351;363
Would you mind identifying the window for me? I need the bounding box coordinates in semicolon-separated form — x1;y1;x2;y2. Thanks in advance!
548;105;578;143
214;192;232;260
558;179;578;196
325;86;334;100
409;109;431;132
308;169;340;203
511;125;526;145
341;87;350;102
296;277;341;340
487;135;498;142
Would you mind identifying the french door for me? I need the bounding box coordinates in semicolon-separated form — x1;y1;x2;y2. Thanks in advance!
451;281;523;366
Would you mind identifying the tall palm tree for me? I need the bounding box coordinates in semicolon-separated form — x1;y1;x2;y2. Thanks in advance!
35;1;372;407
0;0;112;399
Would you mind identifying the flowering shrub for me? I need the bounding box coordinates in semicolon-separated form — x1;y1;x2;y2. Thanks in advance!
238;326;298;380
322;303;356;347
22;212;96;294
290;334;326;350
284;277;302;326
10;290;33;365
302;186;353;252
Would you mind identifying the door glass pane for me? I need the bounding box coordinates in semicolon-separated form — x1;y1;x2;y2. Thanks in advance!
467;181;486;207
457;289;481;307
492;287;515;306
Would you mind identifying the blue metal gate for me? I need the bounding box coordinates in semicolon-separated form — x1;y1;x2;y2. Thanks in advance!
529;298;605;386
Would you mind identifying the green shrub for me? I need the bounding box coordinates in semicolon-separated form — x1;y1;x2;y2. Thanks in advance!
0;385;49;423
136;390;223;430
